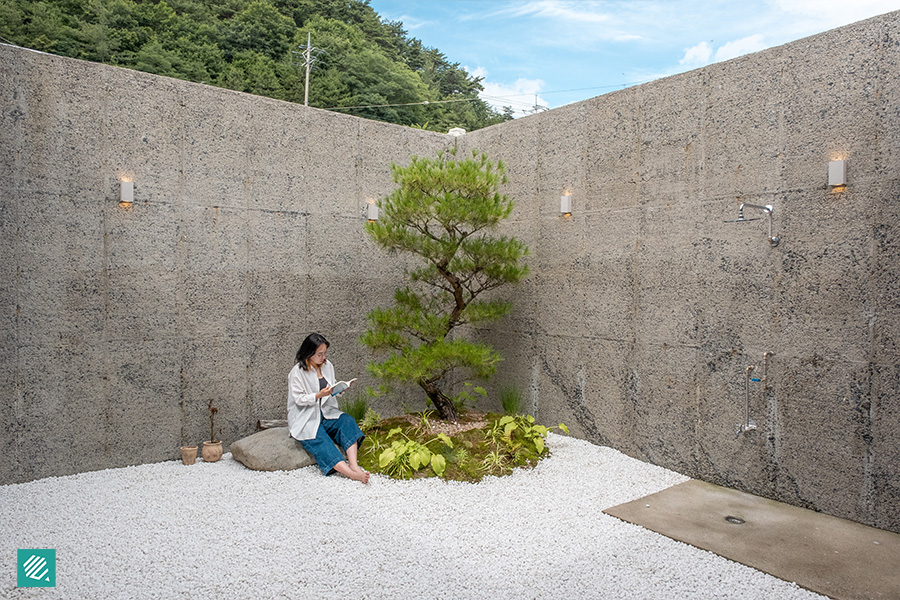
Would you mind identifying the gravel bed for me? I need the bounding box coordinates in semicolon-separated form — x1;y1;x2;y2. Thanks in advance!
1;434;824;599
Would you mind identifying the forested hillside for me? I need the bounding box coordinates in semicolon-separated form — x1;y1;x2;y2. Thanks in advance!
0;0;513;131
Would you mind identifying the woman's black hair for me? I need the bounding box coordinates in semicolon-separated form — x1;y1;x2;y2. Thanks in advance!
295;333;330;370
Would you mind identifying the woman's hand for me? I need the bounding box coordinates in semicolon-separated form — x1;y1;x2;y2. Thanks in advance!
316;386;333;399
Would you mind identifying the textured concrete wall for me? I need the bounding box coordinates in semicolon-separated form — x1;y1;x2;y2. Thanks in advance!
459;11;900;532
0;44;450;483
2;10;898;534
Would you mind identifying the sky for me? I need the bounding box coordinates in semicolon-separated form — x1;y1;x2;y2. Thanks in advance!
367;0;900;116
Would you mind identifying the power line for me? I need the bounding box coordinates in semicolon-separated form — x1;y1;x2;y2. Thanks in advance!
323;78;660;114
480;94;538;109
494;80;657;98
323;97;477;111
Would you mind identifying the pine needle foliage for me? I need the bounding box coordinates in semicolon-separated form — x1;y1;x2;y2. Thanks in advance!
362;149;529;421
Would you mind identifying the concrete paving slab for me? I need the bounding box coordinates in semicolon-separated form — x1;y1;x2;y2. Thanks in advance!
604;480;900;600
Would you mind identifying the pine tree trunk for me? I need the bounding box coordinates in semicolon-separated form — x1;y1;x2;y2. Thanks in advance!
420;380;460;422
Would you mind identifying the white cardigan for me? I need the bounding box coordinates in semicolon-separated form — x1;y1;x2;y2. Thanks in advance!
286;360;345;441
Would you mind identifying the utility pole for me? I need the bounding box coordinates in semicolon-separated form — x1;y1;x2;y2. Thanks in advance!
530;94;548;114
304;32;311;106
292;33;322;106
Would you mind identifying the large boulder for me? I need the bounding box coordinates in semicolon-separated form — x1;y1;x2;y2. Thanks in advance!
230;427;317;471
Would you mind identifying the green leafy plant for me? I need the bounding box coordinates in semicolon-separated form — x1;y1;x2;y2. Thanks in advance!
499;386;523;415
481;447;508;475
377;427;454;478
338;394;369;422
485;415;569;458
449;446;471;466
359;407;382;434
454;382;487;413
412;410;436;436
362;149;530;422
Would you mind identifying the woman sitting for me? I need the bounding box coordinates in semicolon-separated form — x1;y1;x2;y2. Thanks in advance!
287;333;369;484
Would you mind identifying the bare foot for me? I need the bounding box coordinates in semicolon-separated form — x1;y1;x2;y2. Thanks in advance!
334;461;369;484
351;465;370;484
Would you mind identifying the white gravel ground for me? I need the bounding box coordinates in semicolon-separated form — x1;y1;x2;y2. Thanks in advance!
1;434;825;599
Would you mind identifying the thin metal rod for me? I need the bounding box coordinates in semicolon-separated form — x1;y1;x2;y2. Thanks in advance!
745;365;753;428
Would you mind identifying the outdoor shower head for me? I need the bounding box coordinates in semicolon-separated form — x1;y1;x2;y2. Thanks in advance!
723;214;761;223
723;203;779;246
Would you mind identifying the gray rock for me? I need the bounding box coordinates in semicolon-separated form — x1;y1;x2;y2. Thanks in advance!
230;427;317;471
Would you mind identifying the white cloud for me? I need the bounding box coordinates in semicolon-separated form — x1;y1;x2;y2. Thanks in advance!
677;34;769;70
680;41;712;67
468;66;489;80
473;0;610;24
464;0;645;45
502;0;613;24
393;15;429;30
466;66;548;117
713;34;768;61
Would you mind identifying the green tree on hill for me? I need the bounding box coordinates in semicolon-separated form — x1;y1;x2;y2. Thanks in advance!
0;0;513;132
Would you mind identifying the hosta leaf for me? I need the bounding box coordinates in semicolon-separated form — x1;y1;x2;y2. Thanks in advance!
559;423;569;434
534;436;545;454
379;449;396;468
431;454;446;476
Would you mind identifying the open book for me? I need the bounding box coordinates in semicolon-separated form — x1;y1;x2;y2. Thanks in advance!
330;378;357;396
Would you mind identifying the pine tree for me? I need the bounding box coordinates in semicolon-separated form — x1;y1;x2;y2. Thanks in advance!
363;149;529;421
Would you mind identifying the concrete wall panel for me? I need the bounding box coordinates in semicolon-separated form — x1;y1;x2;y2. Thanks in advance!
582;91;640;210
873;194;900;363
181;88;252;207
16;343;108;481
872;365;900;530
105;338;182;465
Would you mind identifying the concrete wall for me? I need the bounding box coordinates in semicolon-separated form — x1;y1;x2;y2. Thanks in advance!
0;44;450;482
1;10;898;533
459;12;900;532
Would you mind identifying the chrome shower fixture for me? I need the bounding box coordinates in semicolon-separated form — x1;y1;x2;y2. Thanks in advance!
736;365;758;436
725;203;780;247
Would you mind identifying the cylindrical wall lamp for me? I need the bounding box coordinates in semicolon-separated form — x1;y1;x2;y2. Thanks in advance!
560;192;573;216
366;201;379;221
119;180;134;206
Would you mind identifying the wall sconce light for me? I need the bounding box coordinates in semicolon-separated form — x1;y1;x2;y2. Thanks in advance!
828;159;847;187
560;192;573;216
119;180;134;206
366;201;379;221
